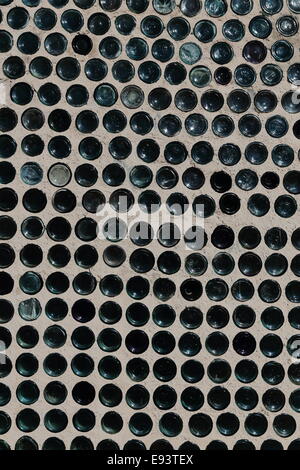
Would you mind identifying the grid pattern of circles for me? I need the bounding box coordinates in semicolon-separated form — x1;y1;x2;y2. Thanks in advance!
1;0;300;451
